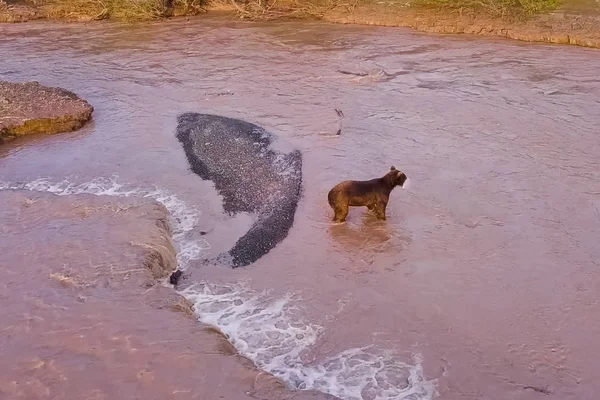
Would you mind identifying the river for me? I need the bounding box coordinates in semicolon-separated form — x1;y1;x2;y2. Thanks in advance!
1;17;600;400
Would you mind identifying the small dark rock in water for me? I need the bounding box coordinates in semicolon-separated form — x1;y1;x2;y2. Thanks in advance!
337;70;368;77
199;231;207;236
523;385;552;395
334;109;343;135
169;270;183;285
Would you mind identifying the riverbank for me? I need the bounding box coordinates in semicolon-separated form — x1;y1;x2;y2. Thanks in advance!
0;189;337;400
322;5;600;48
1;0;599;48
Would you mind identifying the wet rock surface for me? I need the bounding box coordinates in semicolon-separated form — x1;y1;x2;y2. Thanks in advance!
176;113;303;267
0;81;93;144
0;189;337;400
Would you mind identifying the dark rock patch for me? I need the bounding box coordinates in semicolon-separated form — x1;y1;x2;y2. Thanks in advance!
169;269;183;285
176;113;302;268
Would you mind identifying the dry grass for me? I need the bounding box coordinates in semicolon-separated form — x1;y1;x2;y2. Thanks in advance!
223;0;344;19
1;0;43;21
411;0;561;18
24;0;348;21
208;0;562;20
7;0;594;22
39;0;205;21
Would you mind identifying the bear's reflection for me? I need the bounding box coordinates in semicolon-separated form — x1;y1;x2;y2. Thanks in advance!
328;211;409;254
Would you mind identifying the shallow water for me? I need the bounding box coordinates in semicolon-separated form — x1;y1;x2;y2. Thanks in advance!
1;17;600;399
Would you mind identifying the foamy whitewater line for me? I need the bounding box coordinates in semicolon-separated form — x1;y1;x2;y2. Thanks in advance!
183;282;436;400
0;177;436;400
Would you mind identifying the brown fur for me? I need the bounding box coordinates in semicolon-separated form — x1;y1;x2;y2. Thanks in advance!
327;166;407;222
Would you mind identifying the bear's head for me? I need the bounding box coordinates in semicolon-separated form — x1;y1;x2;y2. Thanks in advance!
387;166;408;187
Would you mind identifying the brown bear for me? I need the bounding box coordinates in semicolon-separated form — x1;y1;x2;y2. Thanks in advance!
327;166;407;222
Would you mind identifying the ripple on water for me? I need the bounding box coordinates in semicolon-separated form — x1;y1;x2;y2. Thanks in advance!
0;177;436;400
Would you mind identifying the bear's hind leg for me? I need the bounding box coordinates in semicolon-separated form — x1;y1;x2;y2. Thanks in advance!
333;204;349;223
374;202;387;221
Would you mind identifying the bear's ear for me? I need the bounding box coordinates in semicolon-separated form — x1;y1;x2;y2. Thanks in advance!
390;165;396;171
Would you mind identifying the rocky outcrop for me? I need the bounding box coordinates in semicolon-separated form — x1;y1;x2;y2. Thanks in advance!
0;189;337;400
0;81;93;144
176;113;303;268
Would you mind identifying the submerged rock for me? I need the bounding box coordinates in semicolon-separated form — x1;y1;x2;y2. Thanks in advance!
176;113;303;268
169;269;183;285
0;81;93;144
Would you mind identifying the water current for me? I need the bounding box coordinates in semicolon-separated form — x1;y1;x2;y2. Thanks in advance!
1;18;600;399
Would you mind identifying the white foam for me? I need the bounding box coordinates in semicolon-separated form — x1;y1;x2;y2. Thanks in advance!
0;176;206;268
183;281;436;400
0;177;436;400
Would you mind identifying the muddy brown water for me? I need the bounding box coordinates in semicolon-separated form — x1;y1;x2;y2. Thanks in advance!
1;17;600;400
